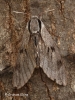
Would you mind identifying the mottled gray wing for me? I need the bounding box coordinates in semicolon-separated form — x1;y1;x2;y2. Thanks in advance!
13;23;36;89
40;21;67;86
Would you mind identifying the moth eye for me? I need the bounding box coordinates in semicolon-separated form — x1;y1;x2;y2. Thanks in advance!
20;49;23;53
57;60;62;67
51;47;55;52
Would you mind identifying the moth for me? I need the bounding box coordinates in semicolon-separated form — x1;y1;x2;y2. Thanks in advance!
13;16;67;89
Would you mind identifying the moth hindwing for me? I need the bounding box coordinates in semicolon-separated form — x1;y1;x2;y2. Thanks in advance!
13;16;67;89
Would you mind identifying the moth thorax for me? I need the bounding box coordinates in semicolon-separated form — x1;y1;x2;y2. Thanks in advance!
32;35;40;47
30;18;40;34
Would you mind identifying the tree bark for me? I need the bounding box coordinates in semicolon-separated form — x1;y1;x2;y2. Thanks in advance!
0;0;75;100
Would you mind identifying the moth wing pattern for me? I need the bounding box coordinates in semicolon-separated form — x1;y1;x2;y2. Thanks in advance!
40;21;67;86
13;17;67;89
13;23;36;89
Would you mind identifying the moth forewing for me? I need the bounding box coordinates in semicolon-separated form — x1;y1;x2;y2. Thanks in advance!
40;19;67;86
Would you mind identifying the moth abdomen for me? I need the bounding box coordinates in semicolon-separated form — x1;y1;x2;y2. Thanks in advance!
35;56;40;68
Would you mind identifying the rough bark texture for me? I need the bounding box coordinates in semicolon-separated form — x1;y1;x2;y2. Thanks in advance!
0;0;75;100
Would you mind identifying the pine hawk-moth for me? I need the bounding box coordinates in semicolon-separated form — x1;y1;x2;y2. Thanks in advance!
13;16;67;89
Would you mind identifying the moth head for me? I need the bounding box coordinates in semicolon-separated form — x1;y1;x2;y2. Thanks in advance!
29;17;41;34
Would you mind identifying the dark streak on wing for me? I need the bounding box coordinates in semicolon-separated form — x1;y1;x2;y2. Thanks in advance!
51;47;55;52
47;47;49;53
57;60;62;69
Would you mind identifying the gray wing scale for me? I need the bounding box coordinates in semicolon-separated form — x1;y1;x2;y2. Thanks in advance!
13;49;35;89
40;21;67;86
